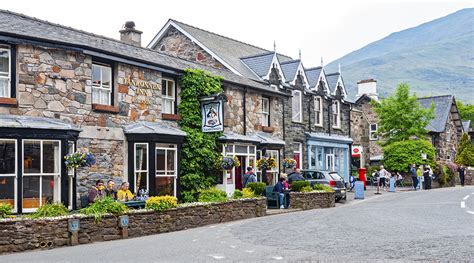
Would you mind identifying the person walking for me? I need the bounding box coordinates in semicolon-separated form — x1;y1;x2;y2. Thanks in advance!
458;165;466;187
242;167;257;188
417;165;424;191
379;165;389;191
409;164;418;190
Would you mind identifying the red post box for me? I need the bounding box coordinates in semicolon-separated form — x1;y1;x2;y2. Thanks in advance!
358;168;367;189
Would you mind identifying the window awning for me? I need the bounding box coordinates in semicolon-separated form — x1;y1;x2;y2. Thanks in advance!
306;132;353;144
218;132;261;144
254;132;285;146
0;115;82;131
123;121;186;137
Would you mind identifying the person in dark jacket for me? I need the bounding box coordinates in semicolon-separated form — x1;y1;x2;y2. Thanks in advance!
409;164;418;190
288;168;304;184
273;177;286;209
242;167;257;188
458;166;465;187
88;180;106;203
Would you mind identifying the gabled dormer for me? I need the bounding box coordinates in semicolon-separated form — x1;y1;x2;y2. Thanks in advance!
281;60;309;90
326;72;348;100
240;51;286;87
305;67;330;95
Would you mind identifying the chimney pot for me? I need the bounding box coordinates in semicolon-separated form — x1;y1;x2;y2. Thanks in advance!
120;21;142;47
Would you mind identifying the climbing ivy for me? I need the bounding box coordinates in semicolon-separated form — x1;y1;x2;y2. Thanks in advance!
178;69;224;202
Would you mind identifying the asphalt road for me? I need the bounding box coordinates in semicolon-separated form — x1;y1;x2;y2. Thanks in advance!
2;186;473;262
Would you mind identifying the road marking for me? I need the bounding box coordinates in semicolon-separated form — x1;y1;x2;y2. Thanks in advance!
245;250;254;253
467;211;474;215
463;195;470;200
460;201;465;208
209;255;225;260
271;256;283;260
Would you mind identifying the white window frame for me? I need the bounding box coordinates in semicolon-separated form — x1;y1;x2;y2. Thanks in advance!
67;141;75;210
222;144;257;185
370;123;378;140
162;78;175;114
446;129;451;142
0;139;17;212
332;100;341;129
0;46;11;98
155;144;177;197
292;90;302;122
261;97;270;127
22;139;61;213
134;143;149;193
314;96;323;127
92;64;112;105
326;154;335;171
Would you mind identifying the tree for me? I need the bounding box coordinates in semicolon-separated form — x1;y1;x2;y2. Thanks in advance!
457;101;474;128
455;133;474;166
382;139;435;172
372;83;434;145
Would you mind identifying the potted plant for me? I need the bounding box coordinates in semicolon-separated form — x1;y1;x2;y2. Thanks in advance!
220;155;240;170
64;148;96;170
282;158;297;169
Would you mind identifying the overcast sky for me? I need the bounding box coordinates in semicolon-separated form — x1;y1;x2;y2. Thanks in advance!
2;0;471;67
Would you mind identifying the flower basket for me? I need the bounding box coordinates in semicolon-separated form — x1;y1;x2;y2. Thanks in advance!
283;158;297;169
257;157;277;171
64;148;96;170
220;156;240;170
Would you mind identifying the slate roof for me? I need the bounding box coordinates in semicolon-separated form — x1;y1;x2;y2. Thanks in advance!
123;121;186;136
156;19;293;80
326;72;340;91
0;10;286;96
417;95;455;133
218;132;261;144
305;67;323;88
280;60;301;83
0;115;81;131
462;120;471;132
240;52;275;78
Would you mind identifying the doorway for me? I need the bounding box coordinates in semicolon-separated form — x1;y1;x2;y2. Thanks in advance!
234;156;246;190
326;154;334;171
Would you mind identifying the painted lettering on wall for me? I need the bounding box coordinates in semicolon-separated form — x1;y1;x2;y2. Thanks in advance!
121;77;161;105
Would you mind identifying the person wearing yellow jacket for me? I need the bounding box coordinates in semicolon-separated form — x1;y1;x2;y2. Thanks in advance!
416;166;424;191
117;182;134;202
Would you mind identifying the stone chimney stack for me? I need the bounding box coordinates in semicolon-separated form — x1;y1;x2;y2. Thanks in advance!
120;21;142;47
357;79;378;101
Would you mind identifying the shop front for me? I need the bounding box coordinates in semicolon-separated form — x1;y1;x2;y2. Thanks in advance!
306;132;353;182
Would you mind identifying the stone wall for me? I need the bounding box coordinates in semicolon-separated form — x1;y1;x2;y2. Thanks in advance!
289;192;335;210
0;198;266;254
154;27;225;69
435;106;460;162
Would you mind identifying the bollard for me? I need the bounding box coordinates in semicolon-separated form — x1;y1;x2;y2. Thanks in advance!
68;219;80;246
118;215;129;239
354;181;365;199
389;177;395;192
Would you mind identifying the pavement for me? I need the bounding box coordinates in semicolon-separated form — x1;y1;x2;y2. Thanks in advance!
2;186;473;262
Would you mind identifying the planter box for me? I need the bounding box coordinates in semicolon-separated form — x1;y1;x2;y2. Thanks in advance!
289;191;335;210
0;198;266;254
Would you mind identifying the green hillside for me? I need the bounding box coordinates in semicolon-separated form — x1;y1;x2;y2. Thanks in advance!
327;8;474;103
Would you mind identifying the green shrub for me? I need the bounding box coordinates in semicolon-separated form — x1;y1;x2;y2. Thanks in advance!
290;181;310;192
28;203;69;219
198;188;228;203
0;203;13;219
246;182;266;196
146;195;178;212
300;186;313;193
313;184;335;192
232;189;243;199
242;188;257;198
80;197;128;222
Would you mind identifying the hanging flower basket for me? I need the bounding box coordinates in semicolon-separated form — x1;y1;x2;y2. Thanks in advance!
283;158;297;169
64;148;96;170
257;157;277;171
220;156;240;170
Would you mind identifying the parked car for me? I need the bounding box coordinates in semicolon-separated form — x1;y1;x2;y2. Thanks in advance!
301;169;347;202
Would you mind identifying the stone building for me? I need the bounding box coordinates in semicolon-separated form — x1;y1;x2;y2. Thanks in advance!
149;19;353;183
0;10;286;212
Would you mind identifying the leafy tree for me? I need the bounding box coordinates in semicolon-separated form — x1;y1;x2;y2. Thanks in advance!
382;139;435;172
372;83;434;145
455;133;474;166
178;69;224;202
457;101;474;128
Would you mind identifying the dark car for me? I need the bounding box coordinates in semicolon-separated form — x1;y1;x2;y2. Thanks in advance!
301;169;347;202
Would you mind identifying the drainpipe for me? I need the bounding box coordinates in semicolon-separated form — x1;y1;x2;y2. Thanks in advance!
243;88;247;135
328;98;332;136
282;97;286;159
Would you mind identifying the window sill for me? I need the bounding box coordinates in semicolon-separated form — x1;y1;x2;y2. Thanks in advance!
0;97;18;107
262;126;274;133
292;121;305;125
162;113;181;121
92;104;119;113
332;126;342;130
314;124;323;128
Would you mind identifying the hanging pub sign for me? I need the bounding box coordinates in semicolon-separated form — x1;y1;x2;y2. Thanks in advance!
199;94;226;133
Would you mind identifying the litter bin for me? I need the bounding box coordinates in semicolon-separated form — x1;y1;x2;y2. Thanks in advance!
424;176;432;190
358;168;367;189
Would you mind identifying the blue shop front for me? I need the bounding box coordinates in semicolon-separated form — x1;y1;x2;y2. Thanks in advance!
306;132;353;182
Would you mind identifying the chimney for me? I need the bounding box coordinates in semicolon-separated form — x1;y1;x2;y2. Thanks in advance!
120;21;142;46
356;79;378;101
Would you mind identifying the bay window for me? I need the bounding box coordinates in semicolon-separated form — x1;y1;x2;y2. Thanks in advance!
0;140;16;211
155;144;177;196
314;96;323;126
292;90;302;122
92;63;112;105
261;97;270;126
162;78;175;114
332;101;341;128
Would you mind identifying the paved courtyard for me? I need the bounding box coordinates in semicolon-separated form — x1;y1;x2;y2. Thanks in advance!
2;186;473;262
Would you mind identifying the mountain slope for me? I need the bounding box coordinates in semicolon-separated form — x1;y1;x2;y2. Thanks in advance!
327;8;474;103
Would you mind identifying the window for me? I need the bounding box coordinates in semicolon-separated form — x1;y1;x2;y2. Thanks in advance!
155;144;177;197
162;79;175;114
67;141;75;210
0;139;16;212
256;150;279;184
332;101;340;128
92;64;112;105
22;140;61;212
0;47;11;98
292;90;302;122
134;143;149;193
446;129;451;142
293;143;302;169
261;97;270;126
370;124;378;140
314;96;323;126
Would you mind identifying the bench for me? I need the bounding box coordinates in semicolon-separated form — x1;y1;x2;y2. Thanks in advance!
123;200;146;209
265;186;281;209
